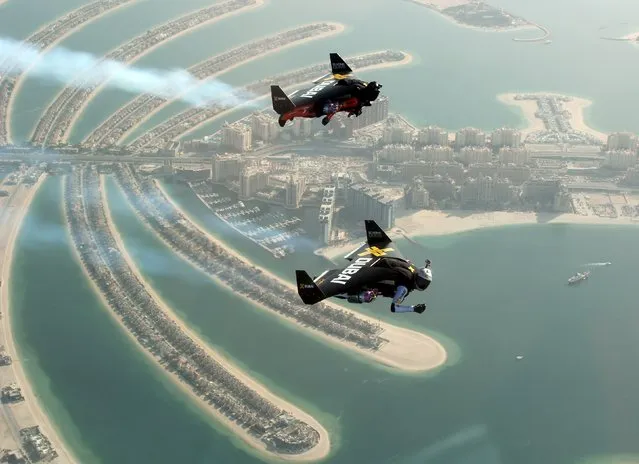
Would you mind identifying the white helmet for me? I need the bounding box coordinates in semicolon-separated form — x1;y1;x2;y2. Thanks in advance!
415;267;432;291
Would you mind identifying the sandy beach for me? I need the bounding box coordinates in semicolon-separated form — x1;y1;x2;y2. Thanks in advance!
397;209;639;238
28;0;266;144
100;177;330;461
155;181;447;373
314;210;639;263
497;93;545;138
105;21;345;146
497;92;607;142
177;51;414;141
0;175;78;463
4;0;135;144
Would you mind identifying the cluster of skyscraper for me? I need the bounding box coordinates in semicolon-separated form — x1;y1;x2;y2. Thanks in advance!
604;132;639;171
216;96;389;152
369;123;573;214
182;95;621;243
211;154;308;209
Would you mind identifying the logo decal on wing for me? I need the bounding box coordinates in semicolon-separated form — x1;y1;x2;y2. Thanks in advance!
330;257;372;285
357;246;394;257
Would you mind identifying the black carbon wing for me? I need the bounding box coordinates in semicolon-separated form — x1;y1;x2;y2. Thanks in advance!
343;220;405;262
296;256;387;305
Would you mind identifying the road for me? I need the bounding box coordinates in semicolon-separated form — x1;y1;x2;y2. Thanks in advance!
0;142;370;164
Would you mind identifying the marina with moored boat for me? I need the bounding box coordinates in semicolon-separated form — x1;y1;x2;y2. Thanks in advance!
190;180;306;258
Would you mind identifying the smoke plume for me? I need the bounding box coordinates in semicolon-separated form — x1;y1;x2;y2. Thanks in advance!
0;36;255;107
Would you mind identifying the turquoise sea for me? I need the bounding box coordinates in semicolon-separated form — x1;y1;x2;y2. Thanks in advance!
4;0;639;462
14;175;639;464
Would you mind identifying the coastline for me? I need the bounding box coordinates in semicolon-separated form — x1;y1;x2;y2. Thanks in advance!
396;209;639;237
29;0;266;144
1;175;79;463
5;0;136;144
100;176;330;462
496;93;545;138
317;210;639;262
176;52;414;141
156;181;447;373
108;21;345;146
497;92;608;142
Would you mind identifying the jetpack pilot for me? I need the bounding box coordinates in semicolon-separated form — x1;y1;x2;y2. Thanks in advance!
348;259;433;314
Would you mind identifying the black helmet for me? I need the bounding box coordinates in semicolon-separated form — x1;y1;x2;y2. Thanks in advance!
425;259;431;268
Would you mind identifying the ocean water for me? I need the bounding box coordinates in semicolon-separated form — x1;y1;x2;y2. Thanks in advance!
11;175;639;464
5;0;639;462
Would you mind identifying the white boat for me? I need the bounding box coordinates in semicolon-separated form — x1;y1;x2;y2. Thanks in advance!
568;271;590;285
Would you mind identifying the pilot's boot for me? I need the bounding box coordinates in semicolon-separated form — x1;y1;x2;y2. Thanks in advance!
278;116;286;127
322;113;335;126
390;303;426;314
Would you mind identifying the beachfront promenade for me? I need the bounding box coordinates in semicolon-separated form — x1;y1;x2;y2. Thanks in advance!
113;163;387;350
30;0;261;147
0;0;135;147
128;50;409;151
83;22;343;149
65;165;325;458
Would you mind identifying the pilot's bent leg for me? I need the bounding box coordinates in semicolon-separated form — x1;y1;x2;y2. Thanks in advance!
390;286;413;313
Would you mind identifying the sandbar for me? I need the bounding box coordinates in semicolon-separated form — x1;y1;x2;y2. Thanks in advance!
100;177;330;461
5;0;135;144
1;175;78;463
30;0;266;144
155;181;447;373
497;92;608;143
105;21;345;146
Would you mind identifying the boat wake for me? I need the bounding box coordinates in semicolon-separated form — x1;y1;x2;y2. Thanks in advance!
584;262;612;267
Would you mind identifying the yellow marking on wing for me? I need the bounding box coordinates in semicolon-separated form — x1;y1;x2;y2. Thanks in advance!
357;246;394;257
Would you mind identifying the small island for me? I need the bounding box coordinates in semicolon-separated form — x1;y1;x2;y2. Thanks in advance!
408;0;531;31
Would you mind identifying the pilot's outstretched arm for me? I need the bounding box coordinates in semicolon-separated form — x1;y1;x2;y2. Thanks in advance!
390;286;413;313
390;286;427;314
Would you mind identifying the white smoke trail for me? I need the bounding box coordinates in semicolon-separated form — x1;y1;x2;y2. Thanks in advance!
0;36;256;107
